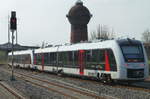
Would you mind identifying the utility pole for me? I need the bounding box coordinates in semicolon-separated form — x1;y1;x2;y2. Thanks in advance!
16;30;18;44
11;30;15;80
10;11;17;81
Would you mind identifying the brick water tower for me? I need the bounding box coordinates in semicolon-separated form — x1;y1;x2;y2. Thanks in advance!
67;0;92;43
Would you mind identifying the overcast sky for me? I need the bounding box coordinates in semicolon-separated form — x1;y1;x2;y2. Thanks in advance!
0;0;150;46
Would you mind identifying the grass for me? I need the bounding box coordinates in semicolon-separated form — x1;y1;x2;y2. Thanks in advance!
0;50;7;65
148;60;150;65
0;61;7;65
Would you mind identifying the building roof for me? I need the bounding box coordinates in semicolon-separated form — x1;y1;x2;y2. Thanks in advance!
144;43;150;47
0;42;39;52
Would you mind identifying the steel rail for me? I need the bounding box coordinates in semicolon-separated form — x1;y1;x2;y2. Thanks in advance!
0;82;25;99
17;72;104;99
67;76;150;93
3;65;150;98
2;69;78;99
2;68;104;99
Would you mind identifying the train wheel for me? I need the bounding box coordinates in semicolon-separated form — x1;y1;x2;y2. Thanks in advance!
101;74;112;84
57;69;64;76
101;74;107;83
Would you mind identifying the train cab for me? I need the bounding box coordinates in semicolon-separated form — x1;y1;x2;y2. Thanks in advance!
117;39;149;81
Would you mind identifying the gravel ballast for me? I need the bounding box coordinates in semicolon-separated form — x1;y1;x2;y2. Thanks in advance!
0;65;150;99
0;66;67;99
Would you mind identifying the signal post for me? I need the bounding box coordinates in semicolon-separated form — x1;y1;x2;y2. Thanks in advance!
10;11;17;81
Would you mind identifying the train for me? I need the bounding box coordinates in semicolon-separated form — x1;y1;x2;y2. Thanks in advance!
8;38;149;82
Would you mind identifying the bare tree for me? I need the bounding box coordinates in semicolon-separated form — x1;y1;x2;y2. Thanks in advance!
41;41;45;48
142;29;150;43
90;24;115;40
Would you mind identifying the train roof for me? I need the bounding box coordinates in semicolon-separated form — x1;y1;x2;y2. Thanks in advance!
8;49;33;55
8;38;143;55
34;39;118;53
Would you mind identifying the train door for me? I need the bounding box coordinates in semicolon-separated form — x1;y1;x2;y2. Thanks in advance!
78;50;85;75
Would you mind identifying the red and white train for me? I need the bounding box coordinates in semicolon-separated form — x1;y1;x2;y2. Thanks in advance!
8;38;149;82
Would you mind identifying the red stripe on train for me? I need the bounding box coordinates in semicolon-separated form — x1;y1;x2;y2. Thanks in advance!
105;50;110;71
79;50;84;75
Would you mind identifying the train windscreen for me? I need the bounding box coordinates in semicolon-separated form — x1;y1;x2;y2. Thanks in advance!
121;45;144;62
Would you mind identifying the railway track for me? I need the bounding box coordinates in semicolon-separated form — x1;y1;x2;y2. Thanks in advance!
2;68;104;99
29;69;150;93
2;65;150;99
0;81;25;99
28;69;150;93
67;75;150;93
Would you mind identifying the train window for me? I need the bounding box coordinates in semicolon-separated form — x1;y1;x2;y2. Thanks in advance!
122;46;141;54
44;53;50;66
35;54;42;65
67;51;74;66
107;49;117;71
96;50;105;70
17;55;20;63
19;55;21;63
85;50;92;68
58;52;62;65
24;54;30;64
59;52;67;66
13;55;16;62
85;49;117;71
21;55;24;63
49;52;57;65
15;55;18;63
8;56;11;63
12;54;31;64
14;55;18;63
58;51;74;67
85;49;105;70
63;52;68;66
86;50;92;62
121;45;144;62
74;51;79;67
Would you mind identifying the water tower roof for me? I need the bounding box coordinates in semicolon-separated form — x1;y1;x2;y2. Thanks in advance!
67;1;91;25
